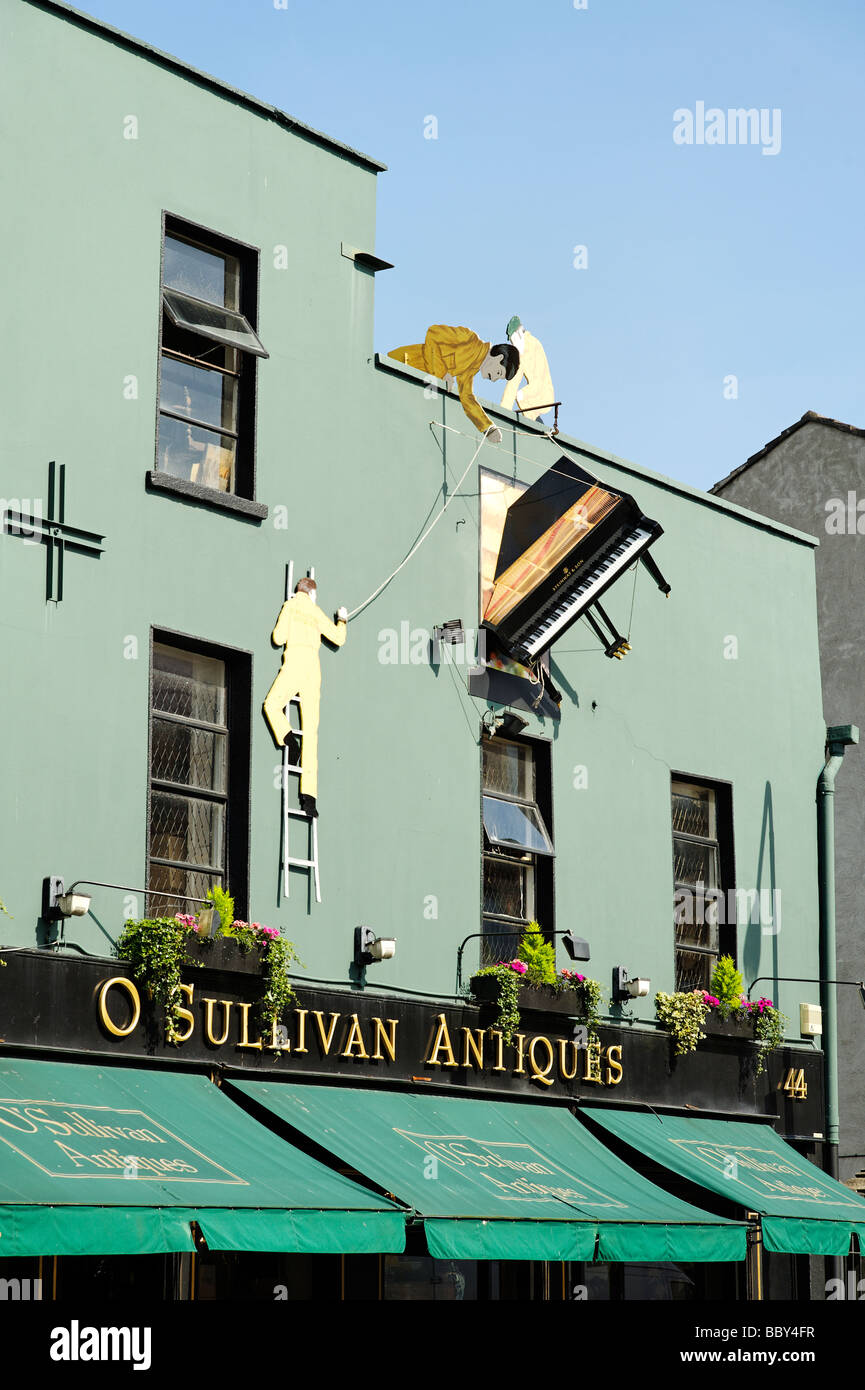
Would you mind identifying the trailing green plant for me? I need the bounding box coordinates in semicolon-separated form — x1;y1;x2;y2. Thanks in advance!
559;970;604;1047
517;923;556;986
225;919;304;1034
116;916;199;1044
206;884;234;934
472;962;526;1044
117;911;304;1043
655;989;710;1056
257;932;303;1034
708;955;745;1019
746;997;788;1076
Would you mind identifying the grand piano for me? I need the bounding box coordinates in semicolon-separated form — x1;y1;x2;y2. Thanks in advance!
482;456;670;664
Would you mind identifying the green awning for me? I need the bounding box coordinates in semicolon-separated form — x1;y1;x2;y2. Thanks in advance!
583;1107;865;1256
0;1058;404;1257
227;1081;747;1263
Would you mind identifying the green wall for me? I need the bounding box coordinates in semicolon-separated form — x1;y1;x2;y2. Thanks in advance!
0;0;826;1034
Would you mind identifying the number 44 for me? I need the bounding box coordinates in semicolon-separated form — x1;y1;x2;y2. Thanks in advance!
782;1068;807;1100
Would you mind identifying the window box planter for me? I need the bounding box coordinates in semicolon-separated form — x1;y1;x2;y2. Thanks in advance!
185;935;264;976
702;1011;752;1041
470;974;578;1017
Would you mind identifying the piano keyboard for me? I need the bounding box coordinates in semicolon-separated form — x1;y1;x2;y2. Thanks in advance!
518;525;653;659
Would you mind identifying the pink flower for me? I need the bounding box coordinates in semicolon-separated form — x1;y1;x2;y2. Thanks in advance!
509;960;528;975
703;993;721;1008
175;914;198;929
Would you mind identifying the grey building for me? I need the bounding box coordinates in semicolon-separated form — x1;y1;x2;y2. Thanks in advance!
713;411;865;1187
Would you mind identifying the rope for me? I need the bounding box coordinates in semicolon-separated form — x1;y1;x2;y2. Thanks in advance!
430;419;608;490
344;414;612;624
345;428;489;620
625;559;640;641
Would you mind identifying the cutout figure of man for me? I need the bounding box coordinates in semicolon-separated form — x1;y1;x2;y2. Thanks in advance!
389;325;520;442
263;577;347;817
499;316;555;423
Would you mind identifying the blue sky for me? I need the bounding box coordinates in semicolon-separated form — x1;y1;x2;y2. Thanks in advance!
78;0;864;489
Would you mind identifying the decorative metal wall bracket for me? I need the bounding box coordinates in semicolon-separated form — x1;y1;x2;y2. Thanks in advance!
3;461;104;601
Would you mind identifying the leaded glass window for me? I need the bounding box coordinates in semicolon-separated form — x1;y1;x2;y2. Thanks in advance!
148;643;228;916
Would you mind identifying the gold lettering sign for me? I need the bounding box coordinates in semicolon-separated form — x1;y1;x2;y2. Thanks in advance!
488;1029;506;1073
294;1009;309;1054
371;1018;398;1062
461;1027;485;1070
341;1014;369;1060
173;983;195;1045
92;983;626;1091
313;1011;341;1055
236;1001;263;1051
426;1014;458;1068
583;1042;603;1084
604;1044;623;1085
203;999;232;1047
528;1035;555;1087
96;977;141;1038
557;1038;579;1080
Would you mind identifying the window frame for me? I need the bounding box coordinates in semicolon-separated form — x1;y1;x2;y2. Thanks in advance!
481;731;554;965
671;772;736;992
146;628;252;921
149;212;268;520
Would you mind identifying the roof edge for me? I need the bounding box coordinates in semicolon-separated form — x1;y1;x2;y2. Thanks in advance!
712;411;865;494
22;0;387;174
374;354;820;549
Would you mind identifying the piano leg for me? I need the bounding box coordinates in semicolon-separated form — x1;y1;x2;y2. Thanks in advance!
586;602;631;660
640;550;671;595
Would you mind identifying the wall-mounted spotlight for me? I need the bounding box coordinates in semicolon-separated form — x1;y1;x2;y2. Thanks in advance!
562;930;591;962
612;966;650;1002
43;877;92;920
482;709;529;739
354;926;396;967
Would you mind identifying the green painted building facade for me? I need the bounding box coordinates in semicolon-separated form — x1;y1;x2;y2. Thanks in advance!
0;0;851;1304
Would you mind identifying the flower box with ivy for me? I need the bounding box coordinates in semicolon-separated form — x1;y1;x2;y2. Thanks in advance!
470;926;605;1045
470;970;580;1017
184;924;266;976
116;887;302;1044
655;957;788;1073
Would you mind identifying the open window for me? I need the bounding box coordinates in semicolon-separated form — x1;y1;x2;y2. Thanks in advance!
481;734;554;965
156;215;267;502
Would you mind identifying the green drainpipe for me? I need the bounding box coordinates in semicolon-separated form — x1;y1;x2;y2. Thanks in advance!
817;723;858;1178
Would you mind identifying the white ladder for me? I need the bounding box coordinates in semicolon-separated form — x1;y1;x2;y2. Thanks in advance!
280;561;321;903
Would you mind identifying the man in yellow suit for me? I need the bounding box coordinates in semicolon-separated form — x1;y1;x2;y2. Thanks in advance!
389;325;520;441
263;577;347;817
498;316;555;423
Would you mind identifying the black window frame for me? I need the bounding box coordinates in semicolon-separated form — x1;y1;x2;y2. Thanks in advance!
671;772;736;991
149;212;268;521
481;730;554;966
146;628;252;921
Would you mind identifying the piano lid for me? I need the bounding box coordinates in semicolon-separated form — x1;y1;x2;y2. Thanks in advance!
483;457;622;630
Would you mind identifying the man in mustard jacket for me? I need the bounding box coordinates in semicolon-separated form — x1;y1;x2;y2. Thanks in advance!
263;577;347;817
389;325;519;441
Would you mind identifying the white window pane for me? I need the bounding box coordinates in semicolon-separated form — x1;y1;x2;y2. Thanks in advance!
483;795;553;855
482;739;533;798
163;289;267;357
164;235;239;308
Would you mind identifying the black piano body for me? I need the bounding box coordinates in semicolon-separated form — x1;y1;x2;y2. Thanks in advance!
482;456;670;664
